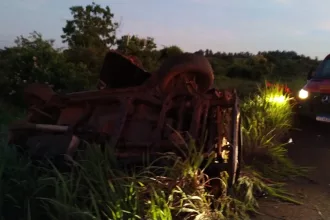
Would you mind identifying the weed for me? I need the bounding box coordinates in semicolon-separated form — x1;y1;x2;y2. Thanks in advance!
0;139;253;220
241;81;307;180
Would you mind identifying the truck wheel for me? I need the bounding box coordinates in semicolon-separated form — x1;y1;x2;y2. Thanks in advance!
155;53;214;95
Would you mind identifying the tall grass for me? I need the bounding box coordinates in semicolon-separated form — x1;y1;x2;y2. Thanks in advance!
0;144;300;220
0;131;298;220
0;139;256;220
241;81;307;180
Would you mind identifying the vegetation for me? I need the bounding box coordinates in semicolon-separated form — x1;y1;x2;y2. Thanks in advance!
0;129;301;220
241;82;307;180
0;2;313;220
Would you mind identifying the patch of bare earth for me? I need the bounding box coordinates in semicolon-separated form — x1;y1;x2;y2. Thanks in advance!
252;121;330;220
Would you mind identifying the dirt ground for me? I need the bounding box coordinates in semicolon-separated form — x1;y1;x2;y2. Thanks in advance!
252;121;330;220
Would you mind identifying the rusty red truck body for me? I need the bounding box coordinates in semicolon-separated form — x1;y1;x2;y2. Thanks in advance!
8;51;243;186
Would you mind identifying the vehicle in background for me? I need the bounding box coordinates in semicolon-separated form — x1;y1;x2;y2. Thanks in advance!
296;54;330;123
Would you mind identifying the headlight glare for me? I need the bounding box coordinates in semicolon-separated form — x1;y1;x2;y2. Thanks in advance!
298;89;308;99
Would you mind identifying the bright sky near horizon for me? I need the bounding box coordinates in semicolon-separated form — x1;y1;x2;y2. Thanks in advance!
1;0;330;59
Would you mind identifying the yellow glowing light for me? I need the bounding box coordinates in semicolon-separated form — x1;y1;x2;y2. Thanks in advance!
267;95;286;103
298;89;308;99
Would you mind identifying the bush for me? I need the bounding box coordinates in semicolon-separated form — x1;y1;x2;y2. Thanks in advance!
226;64;257;79
241;81;306;179
0;32;92;106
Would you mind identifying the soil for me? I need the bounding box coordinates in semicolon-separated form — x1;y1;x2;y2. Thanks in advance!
252;120;330;220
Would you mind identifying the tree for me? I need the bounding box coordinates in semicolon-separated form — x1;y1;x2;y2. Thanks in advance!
159;45;183;60
61;2;118;49
61;3;119;76
194;50;204;56
116;35;158;71
205;49;213;56
0;32;90;105
116;35;157;55
226;63;257;79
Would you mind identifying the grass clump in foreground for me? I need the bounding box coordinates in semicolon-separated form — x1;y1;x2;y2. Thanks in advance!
0;136;300;220
0;138;245;220
241;81;308;180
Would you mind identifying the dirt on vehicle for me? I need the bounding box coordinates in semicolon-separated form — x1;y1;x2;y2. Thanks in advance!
7;51;243;187
253;121;330;220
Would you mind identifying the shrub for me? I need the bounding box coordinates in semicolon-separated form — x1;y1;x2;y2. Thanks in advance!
241;81;306;179
0;32;92;106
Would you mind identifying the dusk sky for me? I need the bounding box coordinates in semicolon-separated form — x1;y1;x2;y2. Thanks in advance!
1;0;330;59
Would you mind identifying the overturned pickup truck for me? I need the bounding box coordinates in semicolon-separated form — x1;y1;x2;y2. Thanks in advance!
8;51;243;186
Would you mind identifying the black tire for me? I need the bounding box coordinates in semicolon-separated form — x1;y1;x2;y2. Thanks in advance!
155;53;214;94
